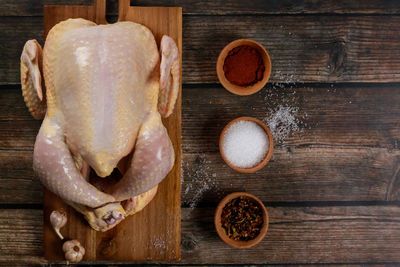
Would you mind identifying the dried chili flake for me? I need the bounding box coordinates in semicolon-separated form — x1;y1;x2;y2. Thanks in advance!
220;196;263;241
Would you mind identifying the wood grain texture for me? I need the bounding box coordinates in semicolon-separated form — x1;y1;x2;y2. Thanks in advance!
181;84;400;203
183;16;400;84
40;0;182;262
2;148;399;205
182;149;400;204
1;0;400;16
3;15;400;85
182;84;400;152
1;83;400;204
181;206;400;264
3;84;400;150
1;206;400;264
2;1;400;265
0;150;42;204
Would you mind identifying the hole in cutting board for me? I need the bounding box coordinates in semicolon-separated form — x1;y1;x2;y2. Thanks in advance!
105;0;118;23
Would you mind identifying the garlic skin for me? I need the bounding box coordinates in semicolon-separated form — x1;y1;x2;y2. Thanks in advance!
63;239;85;263
50;210;67;240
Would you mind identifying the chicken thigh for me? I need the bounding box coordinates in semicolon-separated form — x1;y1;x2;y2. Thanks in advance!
20;18;180;231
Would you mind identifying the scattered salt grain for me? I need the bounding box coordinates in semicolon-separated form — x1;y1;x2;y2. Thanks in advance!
222;120;269;168
152;237;167;249
183;154;218;210
264;105;299;144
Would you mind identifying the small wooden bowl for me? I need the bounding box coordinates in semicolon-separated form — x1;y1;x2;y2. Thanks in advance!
216;39;271;96
219;117;274;173
214;192;269;249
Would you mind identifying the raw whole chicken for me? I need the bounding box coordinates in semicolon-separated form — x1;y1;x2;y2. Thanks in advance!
20;18;180;231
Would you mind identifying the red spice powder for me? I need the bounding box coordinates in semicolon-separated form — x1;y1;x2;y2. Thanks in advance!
223;45;265;86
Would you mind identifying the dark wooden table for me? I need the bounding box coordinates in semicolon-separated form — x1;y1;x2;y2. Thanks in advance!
1;0;400;265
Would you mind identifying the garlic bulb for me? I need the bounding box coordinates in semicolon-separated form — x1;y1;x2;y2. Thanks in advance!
63;239;85;263
50;210;67;240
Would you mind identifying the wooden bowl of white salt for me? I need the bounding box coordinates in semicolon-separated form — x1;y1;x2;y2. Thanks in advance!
219;117;274;173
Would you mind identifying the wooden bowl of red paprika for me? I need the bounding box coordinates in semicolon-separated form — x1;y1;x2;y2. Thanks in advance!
214;192;269;248
217;39;271;96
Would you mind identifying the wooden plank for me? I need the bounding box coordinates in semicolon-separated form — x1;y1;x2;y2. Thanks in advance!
3;15;400;85
2;146;399;205
40;0;181;262
1;0;400;16
180;206;400;264
181;85;400;153
183;16;400;84
0;87;36;120
0;18;43;85
0;120;40;150
182;148;400;204
0;209;43;262
0;150;42;204
1;206;400;264
1;84;400;204
180;84;400;203
2;84;400;150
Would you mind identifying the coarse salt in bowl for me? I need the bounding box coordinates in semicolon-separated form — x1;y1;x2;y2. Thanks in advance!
219;117;274;173
222;120;268;168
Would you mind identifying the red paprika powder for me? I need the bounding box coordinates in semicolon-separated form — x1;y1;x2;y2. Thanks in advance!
223;45;265;86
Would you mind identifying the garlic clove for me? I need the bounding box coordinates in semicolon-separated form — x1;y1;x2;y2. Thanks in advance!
63;239;85;263
50;210;67;240
65;250;83;262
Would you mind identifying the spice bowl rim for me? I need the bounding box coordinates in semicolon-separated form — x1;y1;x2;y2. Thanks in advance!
214;192;269;249
219;116;274;173
216;38;272;96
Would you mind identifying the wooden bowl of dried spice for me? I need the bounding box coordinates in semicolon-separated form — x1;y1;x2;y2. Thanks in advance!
214;192;269;248
216;39;271;96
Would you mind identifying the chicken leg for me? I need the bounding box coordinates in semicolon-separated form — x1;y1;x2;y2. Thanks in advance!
34;114;120;208
111;112;175;201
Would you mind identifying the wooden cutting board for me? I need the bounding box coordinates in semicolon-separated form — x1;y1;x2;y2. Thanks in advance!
42;0;182;262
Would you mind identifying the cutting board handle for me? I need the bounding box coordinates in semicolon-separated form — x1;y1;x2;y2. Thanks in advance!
93;0;132;23
118;0;131;21
93;0;107;24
